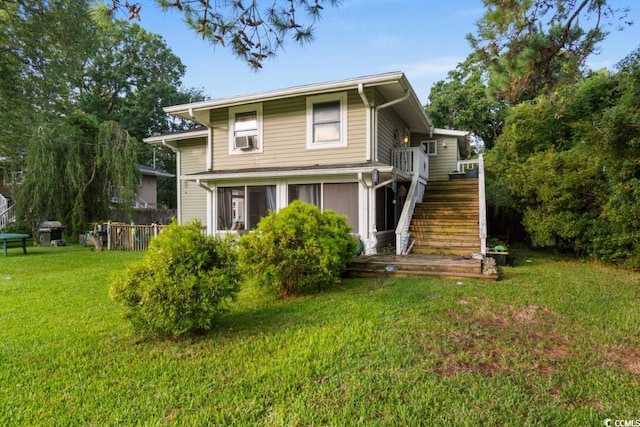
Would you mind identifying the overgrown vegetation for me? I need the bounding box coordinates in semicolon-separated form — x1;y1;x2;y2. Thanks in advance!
427;2;639;267
1;247;639;424
238;200;359;298
486;51;640;267
109;221;240;337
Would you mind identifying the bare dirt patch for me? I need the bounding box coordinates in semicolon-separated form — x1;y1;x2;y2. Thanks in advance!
603;345;640;376
428;299;574;378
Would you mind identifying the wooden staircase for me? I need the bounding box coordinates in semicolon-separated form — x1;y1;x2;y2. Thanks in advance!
410;179;481;256
346;178;497;281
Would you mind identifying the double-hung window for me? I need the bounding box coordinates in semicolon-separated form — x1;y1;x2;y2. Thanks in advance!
229;103;263;153
306;92;347;149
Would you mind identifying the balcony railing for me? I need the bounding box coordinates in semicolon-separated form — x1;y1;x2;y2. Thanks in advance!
391;147;428;180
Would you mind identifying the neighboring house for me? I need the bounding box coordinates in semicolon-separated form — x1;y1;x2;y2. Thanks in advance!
144;72;486;256
135;164;175;209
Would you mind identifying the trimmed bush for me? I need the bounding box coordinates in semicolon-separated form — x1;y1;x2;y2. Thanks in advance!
238;200;359;298
109;220;240;337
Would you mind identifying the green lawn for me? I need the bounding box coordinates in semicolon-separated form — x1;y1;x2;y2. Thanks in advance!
1;245;639;425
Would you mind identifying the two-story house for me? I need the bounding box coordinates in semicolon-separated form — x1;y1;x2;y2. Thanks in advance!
145;72;487;258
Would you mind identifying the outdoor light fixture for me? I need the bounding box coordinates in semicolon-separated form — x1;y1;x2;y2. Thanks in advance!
442;140;448;149
372;168;379;186
403;127;410;145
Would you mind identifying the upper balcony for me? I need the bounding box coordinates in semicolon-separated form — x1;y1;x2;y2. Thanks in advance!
390;147;429;180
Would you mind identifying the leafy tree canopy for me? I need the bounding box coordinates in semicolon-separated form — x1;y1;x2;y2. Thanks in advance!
468;0;630;103
97;0;342;69
425;55;509;150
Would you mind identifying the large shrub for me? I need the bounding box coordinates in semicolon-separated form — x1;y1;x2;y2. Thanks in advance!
238;200;359;298
109;220;240;337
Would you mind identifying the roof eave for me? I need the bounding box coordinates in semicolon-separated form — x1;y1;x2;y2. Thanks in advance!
164;72;408;120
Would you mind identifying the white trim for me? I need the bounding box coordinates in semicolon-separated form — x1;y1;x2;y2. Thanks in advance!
432;128;469;137
306;92;348;149
421;140;438;156
144;129;208;144
182;165;400;181
165;72;406;114
228;103;263;154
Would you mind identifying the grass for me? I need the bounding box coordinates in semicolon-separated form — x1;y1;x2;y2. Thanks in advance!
1;245;639;425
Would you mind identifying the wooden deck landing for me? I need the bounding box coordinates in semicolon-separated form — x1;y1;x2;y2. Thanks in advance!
346;254;498;281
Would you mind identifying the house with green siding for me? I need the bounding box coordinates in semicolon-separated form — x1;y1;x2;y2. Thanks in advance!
145;72;485;256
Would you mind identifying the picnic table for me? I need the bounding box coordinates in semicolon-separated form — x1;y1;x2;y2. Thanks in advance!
0;233;30;257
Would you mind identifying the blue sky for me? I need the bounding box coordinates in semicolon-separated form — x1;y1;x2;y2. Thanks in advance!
140;0;639;105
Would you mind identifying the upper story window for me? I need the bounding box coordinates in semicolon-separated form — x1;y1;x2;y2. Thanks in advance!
306;92;348;149
422;140;437;156
229;103;263;154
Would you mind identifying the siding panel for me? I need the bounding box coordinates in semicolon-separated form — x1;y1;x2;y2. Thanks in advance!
211;89;367;171
178;139;207;222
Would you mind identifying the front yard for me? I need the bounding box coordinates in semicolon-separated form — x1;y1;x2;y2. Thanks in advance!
1;245;638;425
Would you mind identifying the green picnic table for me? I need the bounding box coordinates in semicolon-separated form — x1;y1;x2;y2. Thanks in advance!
0;233;30;257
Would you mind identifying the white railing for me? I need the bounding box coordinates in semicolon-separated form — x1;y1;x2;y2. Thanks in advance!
135;197;150;209
0;194;7;212
395;174;426;255
391;147;429;180
457;159;478;174
478;154;487;254
0;204;15;231
457;157;487;254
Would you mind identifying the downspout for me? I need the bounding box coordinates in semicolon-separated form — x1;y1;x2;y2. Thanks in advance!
196;179;213;235
206;126;213;171
374;89;410;162
161;139;181;225
357;84;373;161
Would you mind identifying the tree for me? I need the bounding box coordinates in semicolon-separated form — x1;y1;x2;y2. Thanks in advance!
77;19;207;207
98;0;342;69
0;0;94;160
14;112;139;240
1;1;202;214
468;0;630;103
484;59;640;266
425;55;509;150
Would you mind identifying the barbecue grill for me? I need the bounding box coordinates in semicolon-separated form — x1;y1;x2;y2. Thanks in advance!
38;220;66;246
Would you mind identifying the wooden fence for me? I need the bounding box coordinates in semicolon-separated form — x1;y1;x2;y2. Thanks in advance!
106;223;167;251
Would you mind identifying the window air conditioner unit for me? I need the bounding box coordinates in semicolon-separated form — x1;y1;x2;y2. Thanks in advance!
234;135;256;150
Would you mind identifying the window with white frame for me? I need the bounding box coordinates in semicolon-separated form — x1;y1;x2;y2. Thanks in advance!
306;92;348;149
422;140;437;156
229;103;263;153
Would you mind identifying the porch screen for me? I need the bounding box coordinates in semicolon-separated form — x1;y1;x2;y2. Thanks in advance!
217;186;244;230
218;185;275;230
376;186;396;231
323;183;358;232
247;185;276;229
288;184;321;207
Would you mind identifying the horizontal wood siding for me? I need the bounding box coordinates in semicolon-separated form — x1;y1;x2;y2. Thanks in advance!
211;89;367;171
427;136;459;181
178;139;207;223
376;90;407;165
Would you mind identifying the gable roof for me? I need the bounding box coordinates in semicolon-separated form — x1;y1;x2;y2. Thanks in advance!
163;71;432;134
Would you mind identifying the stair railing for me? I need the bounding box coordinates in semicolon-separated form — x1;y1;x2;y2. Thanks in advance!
395;173;426;255
478;154;487;254
0;204;15;231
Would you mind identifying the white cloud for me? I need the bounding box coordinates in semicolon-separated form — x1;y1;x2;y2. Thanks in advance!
392;57;465;78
